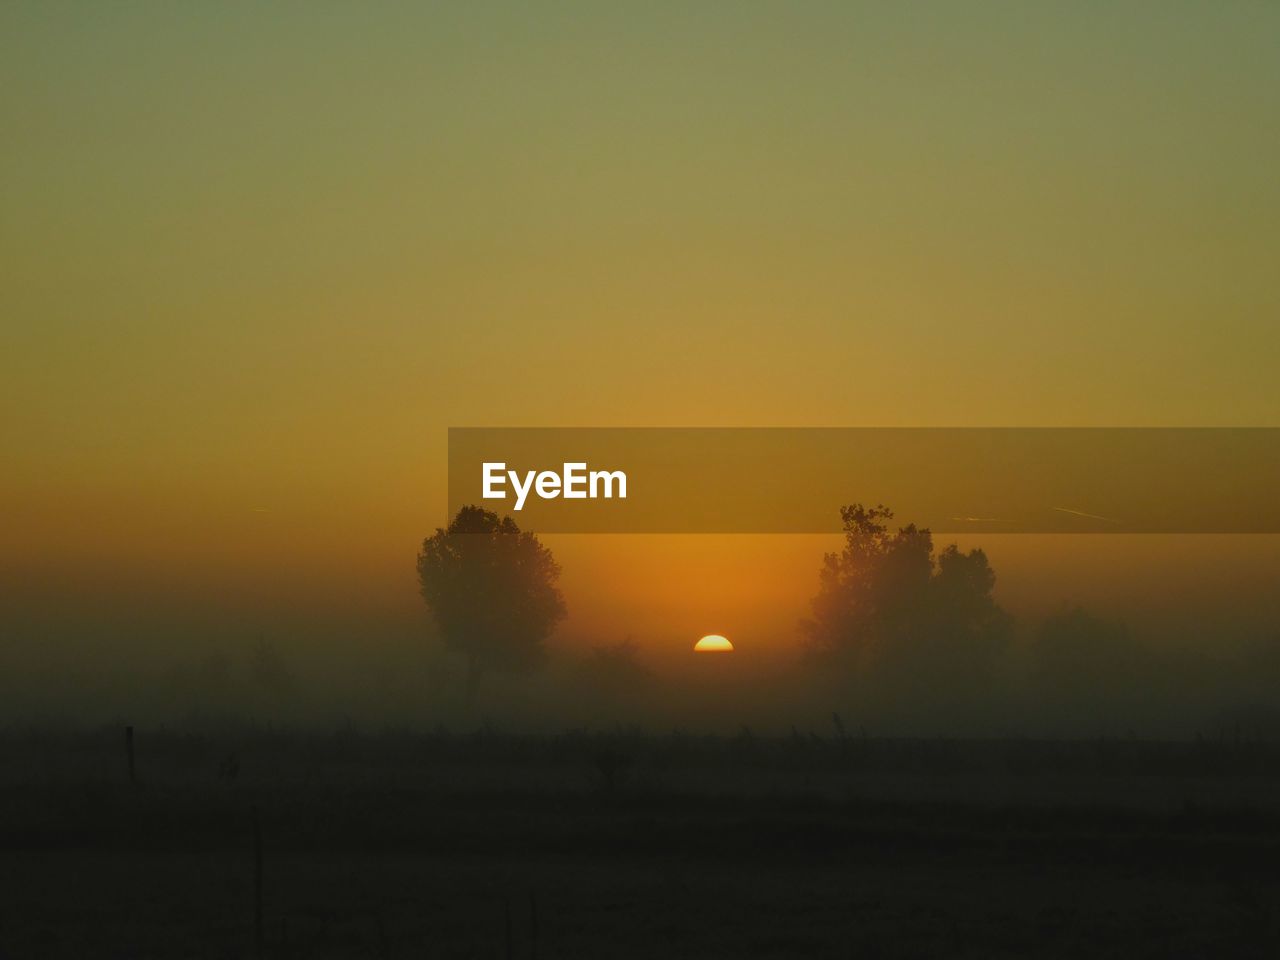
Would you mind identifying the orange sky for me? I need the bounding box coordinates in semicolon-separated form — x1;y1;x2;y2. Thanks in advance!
4;4;1280;675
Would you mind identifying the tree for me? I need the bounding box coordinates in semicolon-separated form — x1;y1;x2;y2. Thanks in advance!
585;635;653;690
573;635;655;723
802;504;1010;710
417;505;566;699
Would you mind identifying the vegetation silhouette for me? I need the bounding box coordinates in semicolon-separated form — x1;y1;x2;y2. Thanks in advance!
572;635;656;723
8;504;1280;957
417;505;566;700
586;636;652;688
803;504;1011;719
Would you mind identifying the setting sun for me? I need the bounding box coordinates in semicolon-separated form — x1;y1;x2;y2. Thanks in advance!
694;634;734;653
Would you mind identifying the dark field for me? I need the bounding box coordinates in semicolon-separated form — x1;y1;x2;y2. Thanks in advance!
4;728;1280;958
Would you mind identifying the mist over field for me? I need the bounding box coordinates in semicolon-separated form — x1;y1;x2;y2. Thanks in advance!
5;527;1278;741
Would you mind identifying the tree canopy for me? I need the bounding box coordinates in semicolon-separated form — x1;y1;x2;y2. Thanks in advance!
417;505;566;698
803;504;1010;705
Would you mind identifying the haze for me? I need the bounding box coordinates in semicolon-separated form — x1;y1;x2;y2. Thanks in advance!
3;3;1279;733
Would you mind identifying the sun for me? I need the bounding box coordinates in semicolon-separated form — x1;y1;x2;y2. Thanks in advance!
694;634;733;653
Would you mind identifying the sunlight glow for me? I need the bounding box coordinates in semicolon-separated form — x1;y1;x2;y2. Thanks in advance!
694;634;734;653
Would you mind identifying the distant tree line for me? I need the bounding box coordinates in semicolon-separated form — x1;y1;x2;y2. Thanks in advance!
415;503;1280;736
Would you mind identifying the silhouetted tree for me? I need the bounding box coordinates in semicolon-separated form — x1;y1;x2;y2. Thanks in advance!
585;636;653;689
803;504;1010;710
417;505;566;699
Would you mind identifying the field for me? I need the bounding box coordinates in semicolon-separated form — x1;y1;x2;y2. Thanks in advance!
3;727;1280;958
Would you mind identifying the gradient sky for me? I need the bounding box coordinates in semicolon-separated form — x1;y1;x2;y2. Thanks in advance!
4;3;1279;671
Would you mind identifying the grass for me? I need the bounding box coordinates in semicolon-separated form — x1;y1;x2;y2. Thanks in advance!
2;726;1280;957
